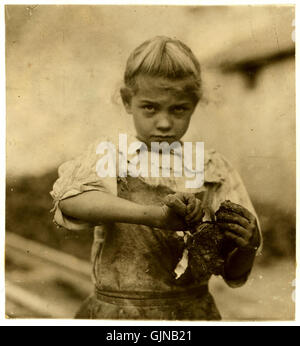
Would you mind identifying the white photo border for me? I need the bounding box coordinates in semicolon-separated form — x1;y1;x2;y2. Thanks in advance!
0;0;298;326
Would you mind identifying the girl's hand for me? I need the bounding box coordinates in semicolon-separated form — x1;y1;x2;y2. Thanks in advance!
164;193;204;226
159;204;189;232
216;201;260;250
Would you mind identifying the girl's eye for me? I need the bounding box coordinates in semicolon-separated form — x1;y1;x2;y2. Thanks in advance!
172;106;188;115
142;105;156;113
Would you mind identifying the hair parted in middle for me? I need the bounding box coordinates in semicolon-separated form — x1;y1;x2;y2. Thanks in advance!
122;36;202;100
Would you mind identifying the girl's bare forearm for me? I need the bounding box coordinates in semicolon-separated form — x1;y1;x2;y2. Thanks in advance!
59;191;163;228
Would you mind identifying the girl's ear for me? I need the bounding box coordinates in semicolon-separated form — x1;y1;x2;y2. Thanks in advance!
120;87;133;114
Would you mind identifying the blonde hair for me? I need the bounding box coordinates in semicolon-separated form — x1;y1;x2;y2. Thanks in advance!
123;36;202;100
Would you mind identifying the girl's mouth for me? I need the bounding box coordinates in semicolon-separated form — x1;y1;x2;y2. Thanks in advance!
150;136;176;142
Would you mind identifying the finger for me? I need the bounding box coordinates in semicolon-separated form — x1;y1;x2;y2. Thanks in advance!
188;211;205;226
173;196;188;216
185;195;196;214
216;211;250;228
218;223;251;241
163;195;175;207
224;231;248;247
218;200;255;222
164;194;187;216
186;199;204;223
185;198;199;220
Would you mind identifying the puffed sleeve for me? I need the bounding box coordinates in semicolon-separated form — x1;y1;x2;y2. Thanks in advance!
50;140;117;231
209;153;263;288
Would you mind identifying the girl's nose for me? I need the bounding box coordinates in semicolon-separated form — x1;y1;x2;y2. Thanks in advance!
156;113;172;131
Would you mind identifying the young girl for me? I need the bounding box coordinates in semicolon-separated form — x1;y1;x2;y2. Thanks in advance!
50;36;261;320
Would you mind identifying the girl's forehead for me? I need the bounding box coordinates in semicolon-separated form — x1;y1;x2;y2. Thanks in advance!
133;75;197;101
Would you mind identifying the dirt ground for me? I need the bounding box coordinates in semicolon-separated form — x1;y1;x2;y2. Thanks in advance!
210;258;295;321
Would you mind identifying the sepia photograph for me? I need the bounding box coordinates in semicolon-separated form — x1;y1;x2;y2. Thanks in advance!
4;3;296;321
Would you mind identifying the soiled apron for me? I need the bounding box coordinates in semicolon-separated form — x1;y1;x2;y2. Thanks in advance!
75;176;222;320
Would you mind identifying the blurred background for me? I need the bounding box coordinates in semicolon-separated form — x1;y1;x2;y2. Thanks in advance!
5;5;295;320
